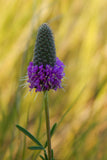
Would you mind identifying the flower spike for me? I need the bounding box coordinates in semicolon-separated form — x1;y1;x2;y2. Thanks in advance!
27;23;65;92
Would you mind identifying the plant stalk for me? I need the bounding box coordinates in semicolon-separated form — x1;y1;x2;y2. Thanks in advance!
44;91;52;160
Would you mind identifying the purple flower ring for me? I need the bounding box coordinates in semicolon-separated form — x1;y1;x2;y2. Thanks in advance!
27;57;65;92
27;23;65;92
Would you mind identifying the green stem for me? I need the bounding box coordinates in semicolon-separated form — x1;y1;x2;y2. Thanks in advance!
44;91;52;160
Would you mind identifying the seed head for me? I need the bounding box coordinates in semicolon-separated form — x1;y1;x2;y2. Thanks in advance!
33;23;56;66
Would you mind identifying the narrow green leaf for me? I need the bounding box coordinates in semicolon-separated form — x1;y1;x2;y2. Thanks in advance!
28;146;44;150
50;123;57;136
40;155;45;160
16;124;43;147
44;123;57;148
44;150;48;160
51;149;53;158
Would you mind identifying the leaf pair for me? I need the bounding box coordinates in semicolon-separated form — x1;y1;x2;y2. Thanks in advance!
16;125;44;150
16;122;57;151
16;122;57;160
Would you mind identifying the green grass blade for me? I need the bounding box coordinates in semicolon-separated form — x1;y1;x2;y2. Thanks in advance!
14;141;22;160
36;101;44;138
58;86;86;126
22;106;30;160
16;124;43;147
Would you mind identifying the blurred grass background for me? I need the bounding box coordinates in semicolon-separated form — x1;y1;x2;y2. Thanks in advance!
0;0;107;159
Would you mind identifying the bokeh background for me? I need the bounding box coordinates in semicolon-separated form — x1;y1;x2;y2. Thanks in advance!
0;0;107;159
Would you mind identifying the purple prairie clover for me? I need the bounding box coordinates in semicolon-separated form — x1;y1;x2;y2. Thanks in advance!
27;23;65;92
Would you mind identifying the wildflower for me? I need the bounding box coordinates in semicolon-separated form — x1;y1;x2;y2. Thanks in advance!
27;23;65;92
